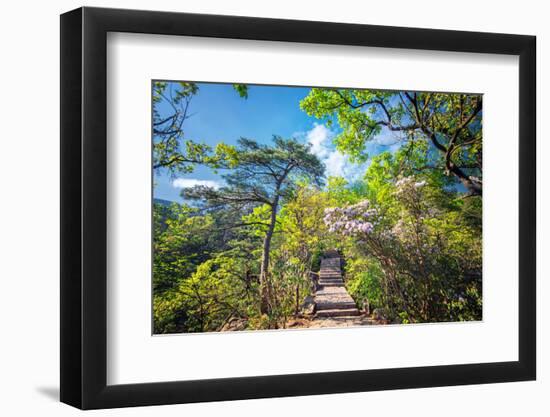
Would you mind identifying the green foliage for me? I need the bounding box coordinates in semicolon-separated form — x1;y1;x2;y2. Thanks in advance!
153;254;259;333
268;185;331;318
326;176;366;205
153;136;325;331
300;89;392;163
153;203;215;293
301;88;483;195
233;84;249;99
152;82;244;176
182;136;325;211
345;257;384;310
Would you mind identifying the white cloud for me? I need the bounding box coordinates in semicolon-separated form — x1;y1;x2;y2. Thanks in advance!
301;123;368;182
368;127;405;153
172;178;222;189
325;151;346;177
325;151;370;180
306;123;332;159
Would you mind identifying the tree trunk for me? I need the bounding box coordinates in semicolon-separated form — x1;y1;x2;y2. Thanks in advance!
259;197;279;315
294;284;300;316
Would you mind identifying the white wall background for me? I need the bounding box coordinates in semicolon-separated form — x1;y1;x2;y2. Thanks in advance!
0;0;546;415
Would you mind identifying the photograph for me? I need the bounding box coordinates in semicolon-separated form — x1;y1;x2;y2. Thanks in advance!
152;81;483;334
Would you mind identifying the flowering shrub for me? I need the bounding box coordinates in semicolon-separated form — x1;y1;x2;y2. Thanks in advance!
395;176;426;190
322;175;482;323
323;200;378;235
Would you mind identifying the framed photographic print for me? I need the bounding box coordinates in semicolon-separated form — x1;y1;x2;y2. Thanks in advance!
60;6;536;409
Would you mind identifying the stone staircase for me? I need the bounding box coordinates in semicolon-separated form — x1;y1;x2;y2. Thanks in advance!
314;253;360;318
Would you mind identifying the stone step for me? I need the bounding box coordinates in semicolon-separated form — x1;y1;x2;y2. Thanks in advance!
316;301;357;310
315;291;349;298
319;280;344;285
314;251;362;320
316;308;360;318
319;281;344;287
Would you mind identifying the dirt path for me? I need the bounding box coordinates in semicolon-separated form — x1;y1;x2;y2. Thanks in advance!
287;315;379;329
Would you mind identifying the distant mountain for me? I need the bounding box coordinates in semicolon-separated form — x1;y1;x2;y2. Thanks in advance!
153;198;177;207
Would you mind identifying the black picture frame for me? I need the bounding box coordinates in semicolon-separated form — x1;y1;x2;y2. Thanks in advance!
60;6;536;410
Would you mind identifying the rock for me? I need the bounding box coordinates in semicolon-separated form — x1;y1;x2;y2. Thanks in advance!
301;295;316;315
372;308;387;320
221;318;248;331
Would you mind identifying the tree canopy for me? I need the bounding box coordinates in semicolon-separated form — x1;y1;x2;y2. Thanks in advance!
301;89;482;195
183;136;325;314
152;81;242;175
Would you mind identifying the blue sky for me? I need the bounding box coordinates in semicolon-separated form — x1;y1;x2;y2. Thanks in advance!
153;82;402;202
